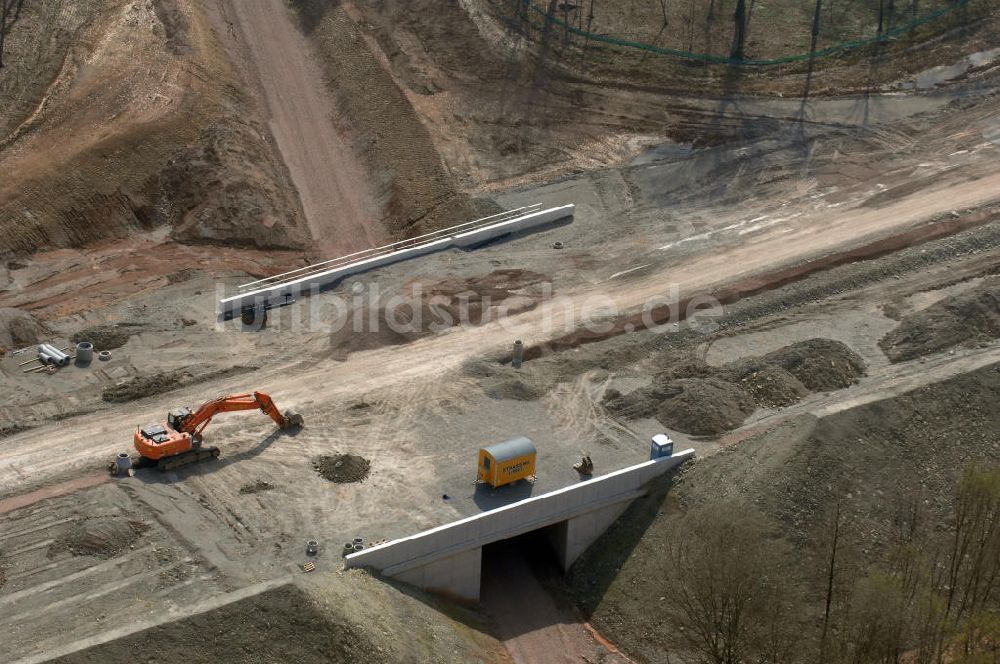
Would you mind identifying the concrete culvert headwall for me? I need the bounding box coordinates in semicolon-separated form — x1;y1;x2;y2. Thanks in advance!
345;451;693;602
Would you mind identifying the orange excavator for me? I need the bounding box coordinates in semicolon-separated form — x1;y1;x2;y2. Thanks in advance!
126;391;303;472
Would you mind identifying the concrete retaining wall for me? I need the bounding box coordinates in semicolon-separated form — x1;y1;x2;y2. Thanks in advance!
218;204;575;319
345;450;693;601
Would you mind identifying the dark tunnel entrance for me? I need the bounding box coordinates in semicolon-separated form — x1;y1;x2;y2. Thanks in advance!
479;524;572;640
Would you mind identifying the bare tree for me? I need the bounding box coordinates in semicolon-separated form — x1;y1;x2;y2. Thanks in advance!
839;574;911;663
945;466;1000;657
661;505;799;664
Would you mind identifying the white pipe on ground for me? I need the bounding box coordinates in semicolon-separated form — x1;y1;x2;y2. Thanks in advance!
38;344;70;367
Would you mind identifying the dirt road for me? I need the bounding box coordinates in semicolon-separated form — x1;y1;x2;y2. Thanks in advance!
481;539;633;664
222;0;385;257
3;163;1000;496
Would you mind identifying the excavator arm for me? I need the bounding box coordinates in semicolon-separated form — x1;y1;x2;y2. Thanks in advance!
127;390;303;473
181;392;303;437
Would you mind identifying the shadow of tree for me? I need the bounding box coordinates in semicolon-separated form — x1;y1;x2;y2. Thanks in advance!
0;0;27;68
285;0;340;35
555;468;683;616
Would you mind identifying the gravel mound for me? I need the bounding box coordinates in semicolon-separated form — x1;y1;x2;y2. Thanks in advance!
651;352;715;382
50;519;150;559
605;338;865;435
721;359;810;408
879;278;1000;362
313;454;370;483
654;377;756;436
603;388;660;419
102;372;182;403
71;324;135;351
763;338;866;391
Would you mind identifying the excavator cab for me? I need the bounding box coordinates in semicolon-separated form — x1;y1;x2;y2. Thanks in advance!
167;407;194;432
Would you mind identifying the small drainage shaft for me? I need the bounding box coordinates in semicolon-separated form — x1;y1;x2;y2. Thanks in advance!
75;341;94;364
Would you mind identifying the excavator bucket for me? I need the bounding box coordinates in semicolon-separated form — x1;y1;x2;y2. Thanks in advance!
283;409;304;429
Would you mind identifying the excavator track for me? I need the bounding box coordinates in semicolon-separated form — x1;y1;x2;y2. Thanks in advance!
156;446;221;472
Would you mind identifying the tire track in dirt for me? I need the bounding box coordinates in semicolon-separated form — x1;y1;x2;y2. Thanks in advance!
224;0;385;257
3;167;1000;496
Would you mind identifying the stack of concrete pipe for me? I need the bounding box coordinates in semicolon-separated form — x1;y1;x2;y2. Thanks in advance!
37;343;70;367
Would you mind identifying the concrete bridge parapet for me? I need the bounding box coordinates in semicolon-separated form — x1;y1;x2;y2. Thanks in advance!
345;450;693;602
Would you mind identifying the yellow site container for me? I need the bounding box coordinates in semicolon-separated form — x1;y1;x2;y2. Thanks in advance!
477;436;537;488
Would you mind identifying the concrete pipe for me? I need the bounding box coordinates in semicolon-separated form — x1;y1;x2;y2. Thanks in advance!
38;350;66;367
353;537;363;545
47;344;70;366
353;543;364;552
343;543;355;557
98;351;112;361
38;344;70;367
114;453;133;477
306;540;319;557
75;342;94;364
512;340;524;369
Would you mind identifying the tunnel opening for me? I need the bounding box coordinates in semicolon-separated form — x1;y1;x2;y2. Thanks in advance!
479;523;576;641
482;525;565;591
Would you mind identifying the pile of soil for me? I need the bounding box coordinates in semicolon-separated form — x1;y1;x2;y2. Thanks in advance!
462;357;507;378
102;372;182;403
47;584;381;663
0;423;33;438
0;308;48;352
50;519;150;559
763;338;867;391
71;324;136;351
605;338;866;435
100;366;256;403
603;388;660;420
879;278;1000;362
413;269;550;325
484;378;542;401
721;359;810;408
313;454;370;483
328;304;429;361
238;480;275;495
653;377;756;436
650;353;716;382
